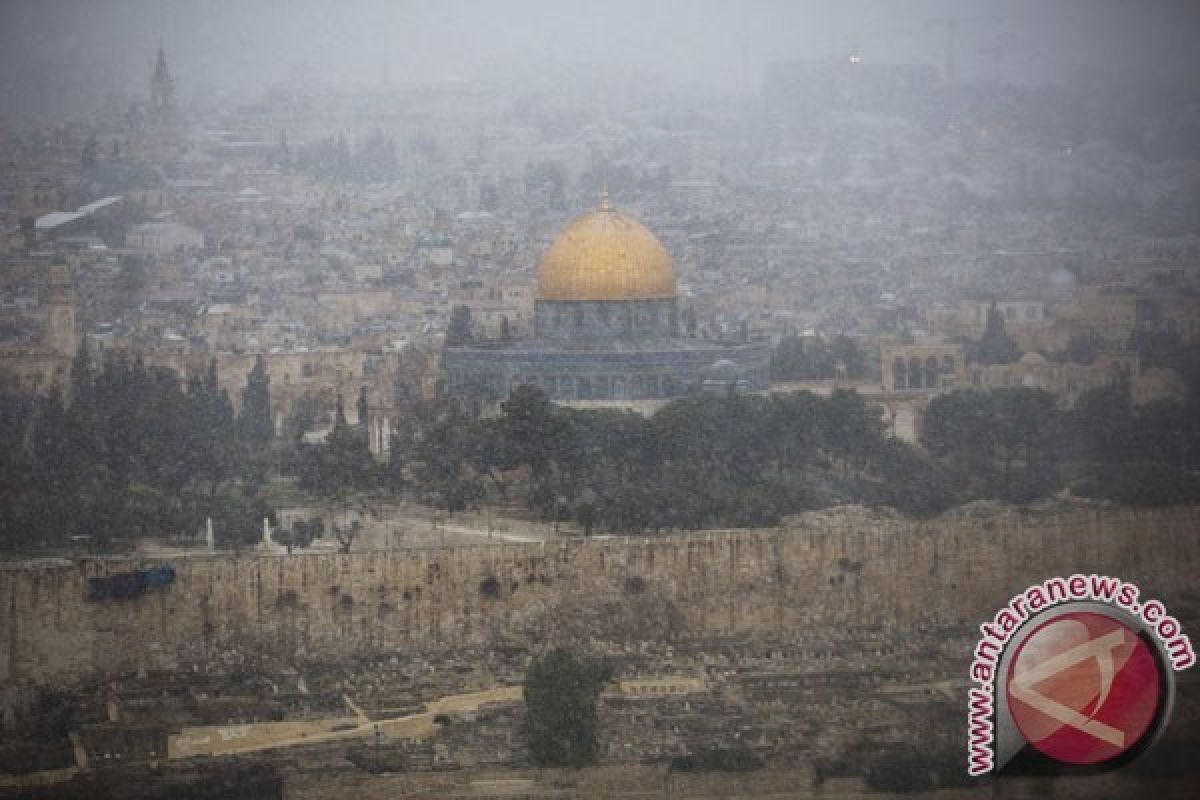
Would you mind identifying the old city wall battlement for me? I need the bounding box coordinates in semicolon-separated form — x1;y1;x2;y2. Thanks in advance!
2;507;1199;686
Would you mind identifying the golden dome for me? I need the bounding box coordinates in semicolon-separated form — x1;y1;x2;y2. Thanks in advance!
536;196;677;302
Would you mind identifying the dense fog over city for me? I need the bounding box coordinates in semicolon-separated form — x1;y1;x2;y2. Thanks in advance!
4;0;1200;118
2;2;1200;799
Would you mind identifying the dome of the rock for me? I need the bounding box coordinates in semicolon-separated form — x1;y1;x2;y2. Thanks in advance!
536;197;676;303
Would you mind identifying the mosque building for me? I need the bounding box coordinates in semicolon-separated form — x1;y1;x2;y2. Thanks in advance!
444;193;770;405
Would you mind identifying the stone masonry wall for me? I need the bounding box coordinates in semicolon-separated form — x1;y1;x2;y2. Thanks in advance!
2;507;1198;686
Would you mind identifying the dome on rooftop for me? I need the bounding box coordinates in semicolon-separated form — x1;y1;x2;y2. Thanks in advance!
536;193;677;303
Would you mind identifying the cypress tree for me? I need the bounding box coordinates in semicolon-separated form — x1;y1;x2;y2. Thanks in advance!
239;355;273;446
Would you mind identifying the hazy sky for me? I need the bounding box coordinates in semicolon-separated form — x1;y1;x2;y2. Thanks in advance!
2;1;1199;121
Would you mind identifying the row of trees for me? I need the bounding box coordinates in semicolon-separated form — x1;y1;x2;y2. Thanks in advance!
6;335;1196;549
770;333;871;381
386;385;951;531
384;373;1200;533
923;378;1199;505
0;348;275;551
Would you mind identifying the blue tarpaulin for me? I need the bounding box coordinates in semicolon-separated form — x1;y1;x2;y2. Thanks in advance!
86;564;176;602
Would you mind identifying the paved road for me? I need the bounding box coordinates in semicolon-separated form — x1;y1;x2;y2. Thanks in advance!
167;686;523;759
435;521;546;544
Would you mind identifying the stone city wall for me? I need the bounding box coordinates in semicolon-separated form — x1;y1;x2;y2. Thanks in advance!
2;507;1198;686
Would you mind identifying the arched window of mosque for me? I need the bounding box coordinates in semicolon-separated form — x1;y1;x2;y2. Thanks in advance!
941;355;954;375
926;356;939;386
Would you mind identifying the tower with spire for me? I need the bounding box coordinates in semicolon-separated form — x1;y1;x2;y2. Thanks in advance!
150;45;175;119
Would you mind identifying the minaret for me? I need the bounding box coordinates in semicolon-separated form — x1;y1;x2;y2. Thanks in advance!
43;261;79;359
150;45;175;117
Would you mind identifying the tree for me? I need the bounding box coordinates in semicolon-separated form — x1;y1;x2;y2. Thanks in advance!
352;386;367;431
238;355;273;447
923;390;994;464
972;301;1020;365
445;305;474;346
206;491;276;550
500;385;561;485
923;388;1061;502
821;389;885;474
298;399;377;497
275;517;321;554
411;405;483;512
187;358;237;496
1067;379;1134;463
521;649;612;767
830;335;869;379
771;334;868;382
991;388;1059;500
0;350;283;552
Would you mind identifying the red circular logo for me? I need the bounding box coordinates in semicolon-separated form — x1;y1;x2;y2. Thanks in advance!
1006;611;1162;765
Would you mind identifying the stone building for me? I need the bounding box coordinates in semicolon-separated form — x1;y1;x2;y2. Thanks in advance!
125;220;204;255
1137;293;1200;344
880;342;964;392
444;194;770;404
963;350;1164;407
0;260;78;393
